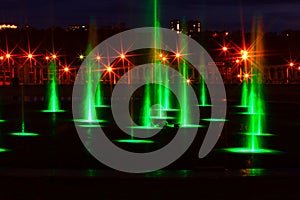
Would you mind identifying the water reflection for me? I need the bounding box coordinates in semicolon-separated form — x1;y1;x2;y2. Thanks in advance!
144;170;192;178
239;168;266;176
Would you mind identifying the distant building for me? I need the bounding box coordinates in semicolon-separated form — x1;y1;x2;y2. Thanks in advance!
170;19;182;34
0;24;18;30
186;21;201;36
170;20;201;36
67;25;88;31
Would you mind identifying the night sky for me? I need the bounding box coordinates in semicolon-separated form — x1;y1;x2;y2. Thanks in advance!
1;0;300;32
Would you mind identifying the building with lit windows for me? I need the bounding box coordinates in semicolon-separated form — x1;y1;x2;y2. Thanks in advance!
186;20;201;36
67;25;88;31
170;19;182;33
170;19;201;36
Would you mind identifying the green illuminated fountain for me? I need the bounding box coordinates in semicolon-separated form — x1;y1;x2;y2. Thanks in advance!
151;0;169;125
139;0;171;128
0;105;10;151
223;18;279;154
74;20;107;126
10;86;39;136
41;60;65;113
74;55;103;125
120;0;173;145
198;66;211;107
240;80;248;108
141;68;152;127
94;83;103;107
0;105;5;123
177;28;190;126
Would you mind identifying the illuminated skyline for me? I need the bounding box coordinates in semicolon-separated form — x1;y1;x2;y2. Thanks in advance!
0;0;300;32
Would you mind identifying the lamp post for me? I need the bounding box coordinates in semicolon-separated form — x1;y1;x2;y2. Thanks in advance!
287;62;295;84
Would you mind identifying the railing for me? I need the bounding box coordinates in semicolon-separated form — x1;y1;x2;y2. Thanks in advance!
1;64;300;85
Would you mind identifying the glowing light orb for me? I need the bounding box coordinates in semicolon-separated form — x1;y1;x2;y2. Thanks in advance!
222;46;228;51
52;55;57;59
120;54;125;59
0;56;3;60
244;73;249;79
236;59;240;63
159;53;163;58
45;56;49;60
6;54;10;59
96;56;101;60
241;50;248;60
176;53;181;58
290;62;294;67
107;66;113;72
64;67;69;72
186;78;191;84
79;55;84;60
28;54;33;59
162;57;167;61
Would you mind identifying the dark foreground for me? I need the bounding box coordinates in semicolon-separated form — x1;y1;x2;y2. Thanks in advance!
0;84;300;199
0;168;300;199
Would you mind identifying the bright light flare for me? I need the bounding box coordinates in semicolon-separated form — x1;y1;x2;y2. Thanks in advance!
241;50;248;60
52;55;57;59
186;78;191;84
96;56;101;61
79;54;84;60
28;54;33;59
236;59;240;63
162;57;167;61
45;56;49;60
175;53;181;58
222;46;228;51
64;67;69;72
242;72;252;80
0;56;3;60
120;54;125;59
107;66;113;72
289;62;294;67
6;54;10;59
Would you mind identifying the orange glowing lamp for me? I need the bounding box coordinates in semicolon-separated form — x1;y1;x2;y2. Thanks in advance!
107;66;113;72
